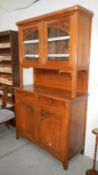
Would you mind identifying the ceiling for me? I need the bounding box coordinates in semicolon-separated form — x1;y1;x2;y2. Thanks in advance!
0;0;39;15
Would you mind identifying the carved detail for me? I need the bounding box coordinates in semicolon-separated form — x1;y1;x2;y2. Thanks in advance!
23;102;33;113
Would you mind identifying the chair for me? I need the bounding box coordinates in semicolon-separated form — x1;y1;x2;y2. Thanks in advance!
0;85;14;127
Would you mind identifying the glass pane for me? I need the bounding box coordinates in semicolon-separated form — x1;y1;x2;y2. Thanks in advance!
23;28;39;60
47;18;70;61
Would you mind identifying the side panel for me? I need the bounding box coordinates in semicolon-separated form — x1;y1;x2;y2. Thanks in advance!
68;96;87;158
77;12;92;67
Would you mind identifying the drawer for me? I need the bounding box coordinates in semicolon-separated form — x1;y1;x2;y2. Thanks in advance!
15;89;35;101
39;106;65;118
38;95;66;111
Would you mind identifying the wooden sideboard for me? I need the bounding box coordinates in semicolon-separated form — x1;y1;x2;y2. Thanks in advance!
15;5;93;169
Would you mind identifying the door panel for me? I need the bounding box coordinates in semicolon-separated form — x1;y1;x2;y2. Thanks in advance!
15;98;35;139
45;16;71;67
38;106;67;153
23;27;39;61
19;24;41;66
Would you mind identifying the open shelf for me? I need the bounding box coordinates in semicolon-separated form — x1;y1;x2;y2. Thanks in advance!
0;48;11;54
0;75;12;85
0;43;11;48
0;56;11;62
0;61;12;66
0;66;12;73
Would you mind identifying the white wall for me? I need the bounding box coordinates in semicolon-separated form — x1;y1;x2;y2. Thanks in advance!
0;0;98;160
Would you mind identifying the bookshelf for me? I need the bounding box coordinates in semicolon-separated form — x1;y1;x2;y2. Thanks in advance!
0;30;19;108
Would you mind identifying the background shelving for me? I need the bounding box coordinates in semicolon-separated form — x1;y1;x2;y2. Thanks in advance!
0;30;19;109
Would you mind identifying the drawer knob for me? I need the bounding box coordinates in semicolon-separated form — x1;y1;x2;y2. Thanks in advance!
48;99;53;104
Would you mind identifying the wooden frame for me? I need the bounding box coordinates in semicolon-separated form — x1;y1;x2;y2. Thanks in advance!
15;5;93;169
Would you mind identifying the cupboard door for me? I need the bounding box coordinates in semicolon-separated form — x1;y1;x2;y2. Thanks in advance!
45;16;71;68
38;106;67;156
19;24;41;66
15;97;35;140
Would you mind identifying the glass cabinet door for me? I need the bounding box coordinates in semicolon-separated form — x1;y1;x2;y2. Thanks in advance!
23;26;40;62
46;16;70;63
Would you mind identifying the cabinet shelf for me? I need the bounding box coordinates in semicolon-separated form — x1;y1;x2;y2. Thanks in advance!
48;54;69;57
0;60;12;64
0;66;12;73
48;36;70;42
24;54;39;58
0;43;11;48
24;39;39;44
0;48;11;55
0;61;12;66
24;54;69;59
0;75;12;85
23;36;70;45
0;53;11;57
0;72;12;76
0;56;11;62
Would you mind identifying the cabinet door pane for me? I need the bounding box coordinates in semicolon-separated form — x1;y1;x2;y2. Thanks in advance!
23;27;39;61
47;17;70;61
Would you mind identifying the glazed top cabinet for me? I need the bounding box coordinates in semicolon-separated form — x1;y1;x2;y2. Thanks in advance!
17;5;93;98
15;5;93;169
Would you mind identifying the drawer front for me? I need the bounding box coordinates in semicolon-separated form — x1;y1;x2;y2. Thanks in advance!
15;89;35;101
38;100;66;115
39;106;65;118
38;95;66;111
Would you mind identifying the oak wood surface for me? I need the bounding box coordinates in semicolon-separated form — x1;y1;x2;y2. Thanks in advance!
15;5;93;169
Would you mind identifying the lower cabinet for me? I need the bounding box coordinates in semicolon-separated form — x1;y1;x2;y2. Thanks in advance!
38;105;67;160
15;96;36;141
15;89;87;169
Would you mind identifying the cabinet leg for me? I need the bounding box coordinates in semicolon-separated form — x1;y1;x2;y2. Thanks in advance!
63;161;68;170
80;147;84;155
5;121;10;128
16;133;19;139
